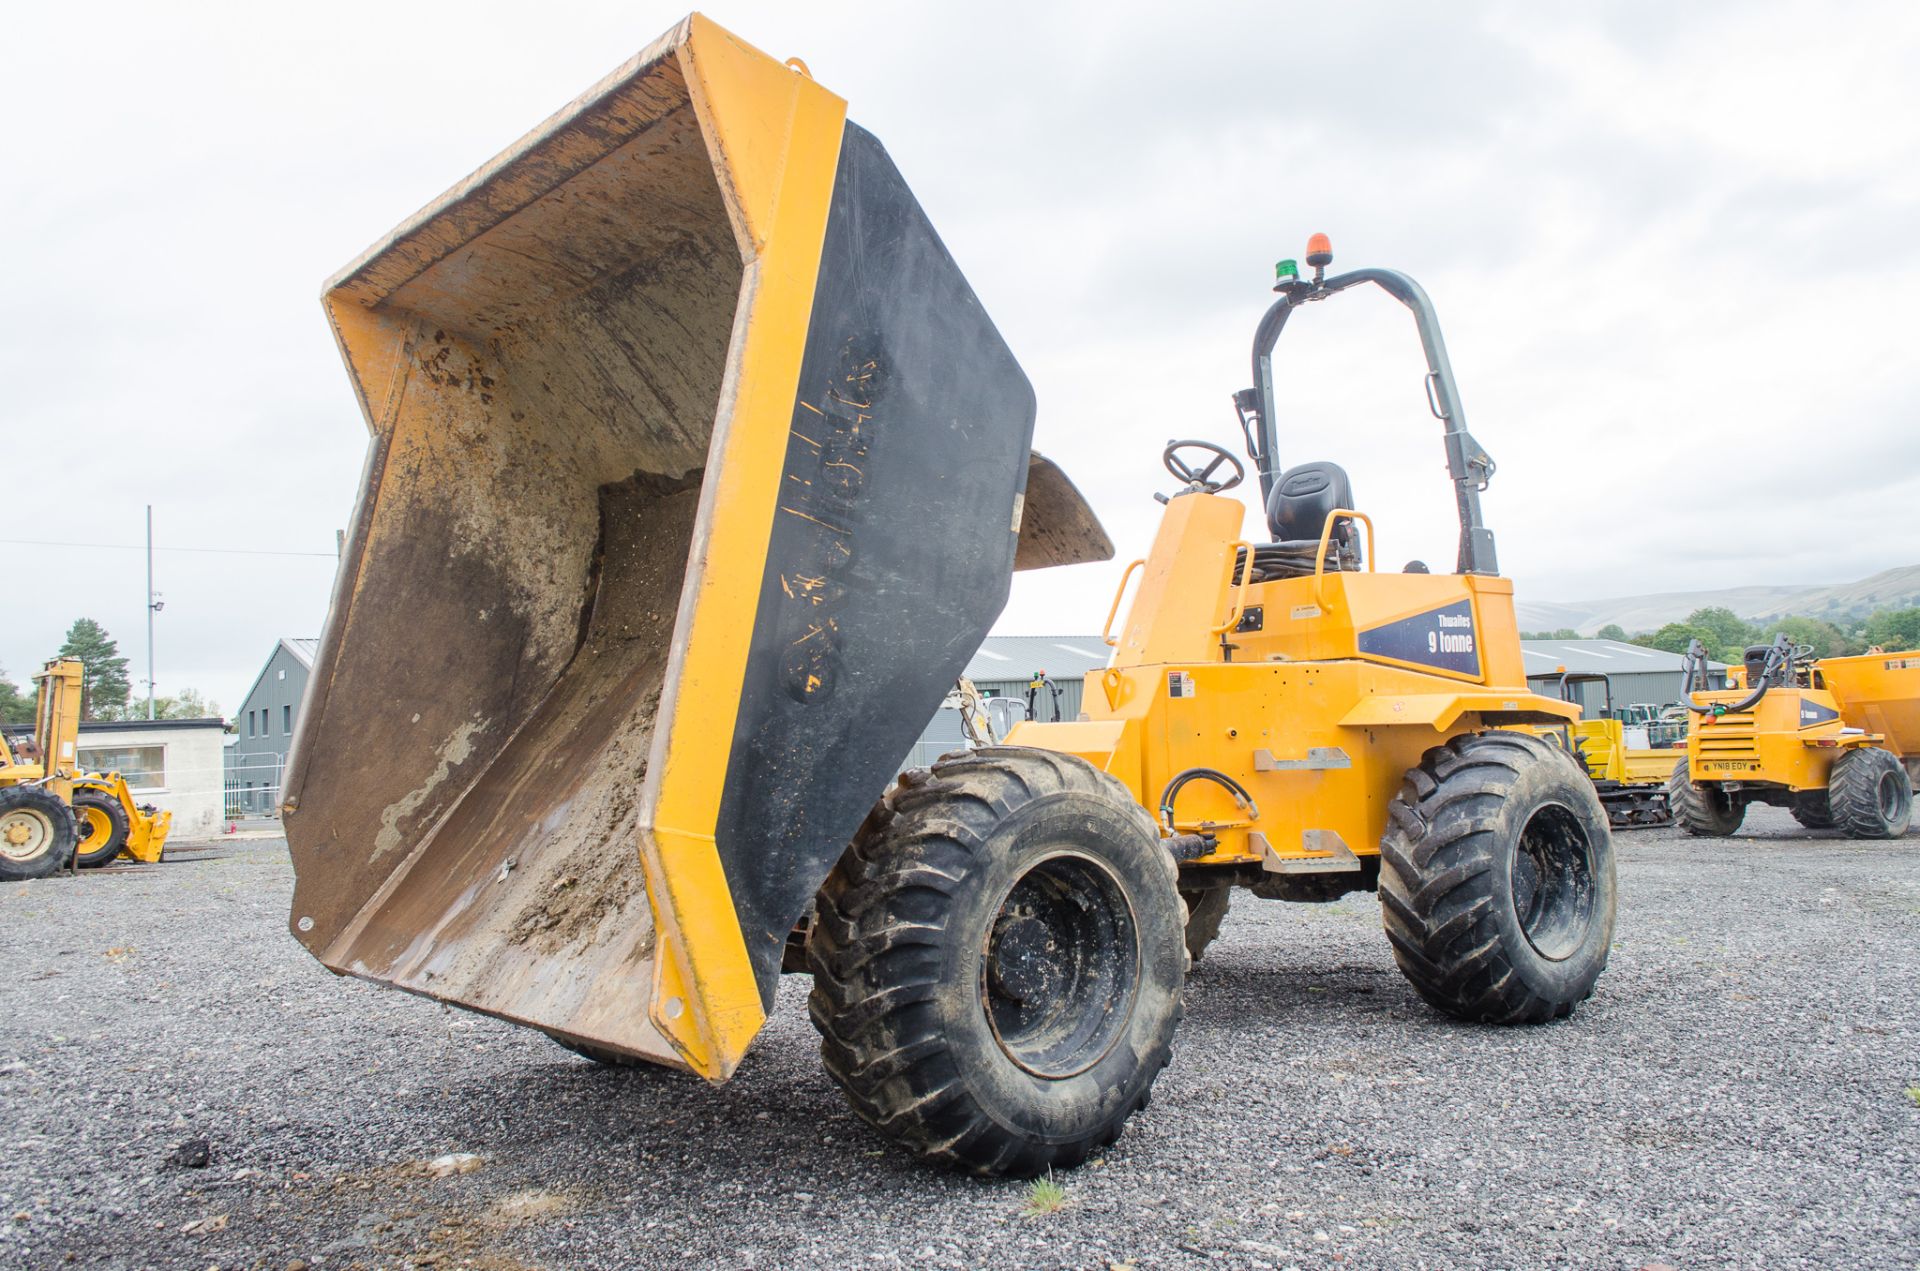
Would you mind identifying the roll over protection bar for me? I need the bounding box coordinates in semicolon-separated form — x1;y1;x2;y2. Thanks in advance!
1236;264;1498;576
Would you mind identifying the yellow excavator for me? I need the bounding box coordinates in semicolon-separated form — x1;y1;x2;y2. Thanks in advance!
0;659;173;879
284;15;1615;1177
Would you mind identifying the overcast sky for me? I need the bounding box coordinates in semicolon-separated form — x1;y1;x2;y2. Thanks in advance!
5;1;1918;714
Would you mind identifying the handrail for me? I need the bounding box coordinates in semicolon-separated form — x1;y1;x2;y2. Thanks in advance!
1101;558;1147;648
1211;541;1257;635
1311;509;1375;611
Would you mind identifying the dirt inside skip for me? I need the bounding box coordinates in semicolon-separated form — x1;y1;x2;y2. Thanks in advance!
326;475;700;1057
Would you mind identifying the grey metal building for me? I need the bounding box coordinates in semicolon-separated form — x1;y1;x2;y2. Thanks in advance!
906;635;1111;766
1520;639;1727;716
225;637;317;815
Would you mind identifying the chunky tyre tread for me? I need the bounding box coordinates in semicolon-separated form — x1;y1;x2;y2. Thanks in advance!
1827;747;1913;840
1667;759;1744;837
806;747;1182;1176
1378;731;1610;1026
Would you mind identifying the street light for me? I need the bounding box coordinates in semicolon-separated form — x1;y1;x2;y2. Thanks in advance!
146;506;162;720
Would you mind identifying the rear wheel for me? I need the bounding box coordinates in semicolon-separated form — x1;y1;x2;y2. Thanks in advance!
1379;731;1615;1024
1789;789;1834;831
807;748;1186;1176
72;790;132;868
1667;759;1745;836
1178;884;1232;964
1827;747;1913;839
0;786;77;881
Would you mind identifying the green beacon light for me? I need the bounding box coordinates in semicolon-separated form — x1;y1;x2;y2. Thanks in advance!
1275;258;1300;284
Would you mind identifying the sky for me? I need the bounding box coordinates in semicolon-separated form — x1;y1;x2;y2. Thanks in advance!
4;0;1918;715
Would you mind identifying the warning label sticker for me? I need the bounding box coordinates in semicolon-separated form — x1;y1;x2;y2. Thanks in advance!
1167;671;1195;699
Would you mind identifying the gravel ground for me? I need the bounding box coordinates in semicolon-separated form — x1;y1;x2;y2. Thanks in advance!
2;810;1917;1270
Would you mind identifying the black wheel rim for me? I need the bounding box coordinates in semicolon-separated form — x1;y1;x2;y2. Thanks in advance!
980;852;1138;1078
1878;771;1904;822
1509;803;1596;962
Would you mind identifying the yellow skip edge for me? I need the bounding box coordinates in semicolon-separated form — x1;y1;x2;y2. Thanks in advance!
638;16;849;1081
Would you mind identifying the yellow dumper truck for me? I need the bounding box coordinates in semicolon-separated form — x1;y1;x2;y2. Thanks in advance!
1669;636;1918;837
286;16;1615;1175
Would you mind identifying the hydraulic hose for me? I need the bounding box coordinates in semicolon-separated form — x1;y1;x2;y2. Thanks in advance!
1681;635;1787;716
1158;768;1259;831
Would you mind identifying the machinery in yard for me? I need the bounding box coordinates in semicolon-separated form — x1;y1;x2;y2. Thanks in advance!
1668;636;1917;838
284;14;1614;1178
0;659;172;879
1549;671;1674;828
997;233;1616;995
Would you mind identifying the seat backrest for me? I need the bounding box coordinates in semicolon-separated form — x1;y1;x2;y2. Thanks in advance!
1266;461;1354;543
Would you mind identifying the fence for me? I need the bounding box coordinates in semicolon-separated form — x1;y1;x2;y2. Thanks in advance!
224;758;285;820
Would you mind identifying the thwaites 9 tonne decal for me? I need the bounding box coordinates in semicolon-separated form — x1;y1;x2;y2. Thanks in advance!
1357;600;1482;677
1798;700;1841;728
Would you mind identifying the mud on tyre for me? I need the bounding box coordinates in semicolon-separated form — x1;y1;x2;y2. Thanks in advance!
1379;731;1616;1024
806;747;1186;1176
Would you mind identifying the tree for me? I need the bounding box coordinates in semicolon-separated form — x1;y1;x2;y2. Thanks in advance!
57;618;132;720
0;667;34;726
1773;616;1859;659
148;688;221;721
1596;623;1627;642
1686;607;1756;656
1863;607;1920;652
1641;622;1719;657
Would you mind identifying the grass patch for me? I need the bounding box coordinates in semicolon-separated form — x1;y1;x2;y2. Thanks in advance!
1023;1171;1067;1217
1905;1086;1920;1107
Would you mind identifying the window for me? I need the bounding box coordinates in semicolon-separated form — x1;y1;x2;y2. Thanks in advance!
247;711;256;737
78;744;166;790
283;704;292;733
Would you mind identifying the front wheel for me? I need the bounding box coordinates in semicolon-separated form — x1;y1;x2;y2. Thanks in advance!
1789;789;1834;831
1667;759;1745;836
1828;747;1913;839
0;786;78;881
1379;731;1615;1024
807;748;1186;1176
72;789;132;868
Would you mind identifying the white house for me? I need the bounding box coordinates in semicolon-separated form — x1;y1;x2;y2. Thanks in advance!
76;717;229;840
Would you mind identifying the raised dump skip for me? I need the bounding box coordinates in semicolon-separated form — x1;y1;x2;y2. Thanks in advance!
283;15;1109;1081
1816;651;1920;760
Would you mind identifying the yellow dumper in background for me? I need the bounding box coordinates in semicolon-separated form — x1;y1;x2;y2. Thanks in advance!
1670;637;1919;837
0;659;172;879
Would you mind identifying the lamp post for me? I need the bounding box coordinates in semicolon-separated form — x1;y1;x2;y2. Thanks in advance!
145;505;164;719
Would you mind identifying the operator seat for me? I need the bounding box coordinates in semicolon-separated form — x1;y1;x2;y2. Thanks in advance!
1238;462;1361;582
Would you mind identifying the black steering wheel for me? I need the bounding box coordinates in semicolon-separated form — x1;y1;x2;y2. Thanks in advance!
1162;439;1245;494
